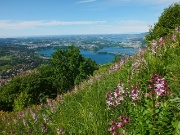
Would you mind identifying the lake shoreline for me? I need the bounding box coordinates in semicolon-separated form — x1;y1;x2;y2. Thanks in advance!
38;47;139;64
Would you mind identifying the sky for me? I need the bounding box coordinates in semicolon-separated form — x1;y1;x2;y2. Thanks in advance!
0;0;179;38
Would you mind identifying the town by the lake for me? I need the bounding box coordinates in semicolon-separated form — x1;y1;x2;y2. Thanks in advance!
0;33;146;86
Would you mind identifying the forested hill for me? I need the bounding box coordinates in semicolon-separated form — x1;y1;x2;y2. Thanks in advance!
0;2;180;135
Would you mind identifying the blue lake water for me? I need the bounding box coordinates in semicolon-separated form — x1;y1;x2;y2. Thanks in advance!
39;47;139;64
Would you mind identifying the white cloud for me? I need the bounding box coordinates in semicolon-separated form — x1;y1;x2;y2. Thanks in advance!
0;20;106;30
0;19;154;37
77;0;97;4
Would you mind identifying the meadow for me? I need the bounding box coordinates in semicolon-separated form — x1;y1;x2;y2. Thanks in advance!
1;3;180;134
0;27;180;134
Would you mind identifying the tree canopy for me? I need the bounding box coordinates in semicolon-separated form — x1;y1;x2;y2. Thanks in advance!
50;45;98;93
146;2;180;40
0;45;98;111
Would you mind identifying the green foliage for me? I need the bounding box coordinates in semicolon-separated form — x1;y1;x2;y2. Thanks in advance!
13;92;31;111
50;45;98;93
146;2;180;40
0;45;98;111
112;53;122;63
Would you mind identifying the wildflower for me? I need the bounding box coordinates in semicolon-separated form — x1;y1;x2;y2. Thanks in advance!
32;112;37;120
57;94;64;104
57;126;65;135
131;84;139;101
17;111;23;119
151;40;158;55
114;63;119;70
146;93;150;98
148;84;152;89
109;115;130;134
117;82;125;94
109;124;117;131
123;118;130;123
117;122;123;128
149;73;170;97
47;99;58;112
109;59;127;73
106;82;125;108
131;57;146;75
159;37;163;43
156;102;162;106
112;132;117;135
41;123;47;133
43;114;50;123
109;127;114;132
23;119;27;126
30;109;37;123
119;115;124;120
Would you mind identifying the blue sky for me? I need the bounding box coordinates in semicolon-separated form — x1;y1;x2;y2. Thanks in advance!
0;0;179;37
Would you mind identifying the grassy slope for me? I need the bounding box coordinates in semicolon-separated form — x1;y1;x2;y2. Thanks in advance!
0;32;180;134
53;62;132;134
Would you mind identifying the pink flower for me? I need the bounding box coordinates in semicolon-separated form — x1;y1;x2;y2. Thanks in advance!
148;84;152;89
23;119;27;126
146;93;150;98
109;115;130;134
149;73;170;97
131;84;139;101
156;102;162;106
123;118;130;123
119;115;123;120
117;122;123;128
112;132;117;135
155;88;165;96
112;126;116;131
109;127;114;131
106;83;125;108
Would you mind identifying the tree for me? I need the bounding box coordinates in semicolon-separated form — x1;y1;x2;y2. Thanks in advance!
50;45;98;94
146;2;180;41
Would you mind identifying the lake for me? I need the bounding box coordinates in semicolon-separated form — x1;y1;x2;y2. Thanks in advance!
38;47;139;64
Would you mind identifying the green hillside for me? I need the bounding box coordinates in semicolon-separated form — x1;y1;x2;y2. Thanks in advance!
0;2;180;135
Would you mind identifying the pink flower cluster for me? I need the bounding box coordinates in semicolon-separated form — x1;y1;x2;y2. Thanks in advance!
131;84;139;102
106;82;125;107
57;126;65;135
30;108;37;123
46;98;58;112
109;115;130;135
109;58;128;74
151;40;158;55
131;56;147;75
148;72;170;97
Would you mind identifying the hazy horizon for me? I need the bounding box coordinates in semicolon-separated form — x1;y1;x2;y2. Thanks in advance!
0;0;179;38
